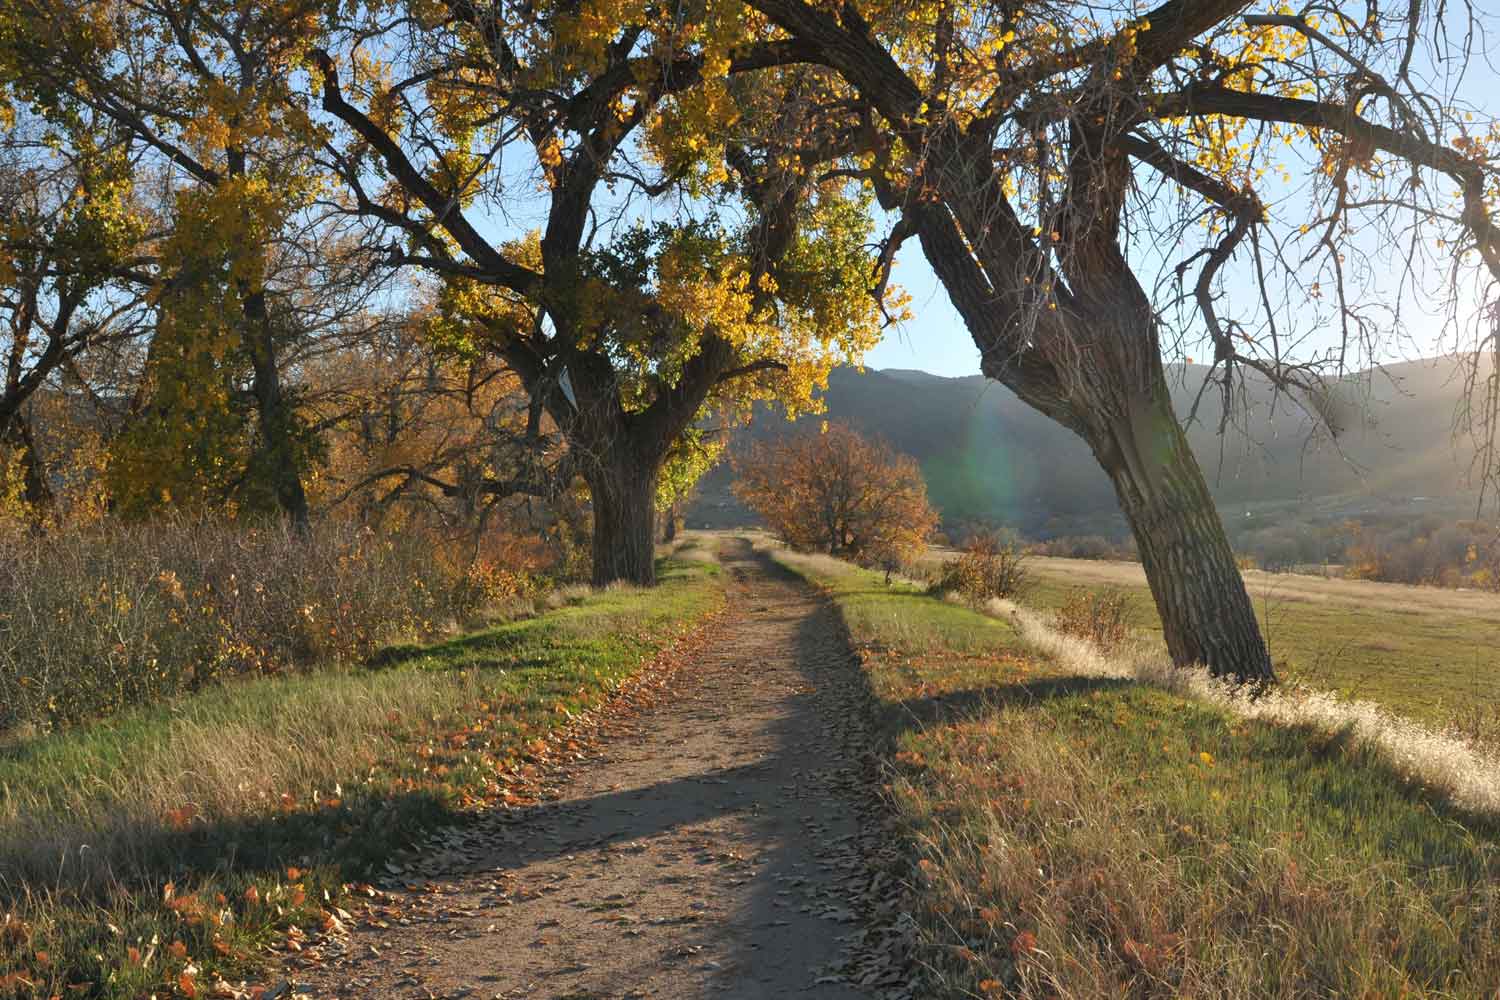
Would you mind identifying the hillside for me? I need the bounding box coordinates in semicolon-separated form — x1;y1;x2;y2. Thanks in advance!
687;356;1492;536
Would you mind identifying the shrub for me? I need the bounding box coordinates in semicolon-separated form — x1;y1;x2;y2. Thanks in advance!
0;518;553;733
932;531;1030;605
1342;517;1500;589
732;423;938;567
1028;533;1137;561
1052;587;1130;652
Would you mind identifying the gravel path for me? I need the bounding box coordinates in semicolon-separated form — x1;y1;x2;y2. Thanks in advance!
289;538;911;1000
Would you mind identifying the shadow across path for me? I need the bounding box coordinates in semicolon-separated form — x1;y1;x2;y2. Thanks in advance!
289;537;901;1000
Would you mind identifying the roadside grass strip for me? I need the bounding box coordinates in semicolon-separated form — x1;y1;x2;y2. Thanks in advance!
764;541;1500;999
0;557;725;999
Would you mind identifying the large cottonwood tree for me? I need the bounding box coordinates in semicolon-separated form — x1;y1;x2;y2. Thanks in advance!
310;2;896;584
731;0;1500;681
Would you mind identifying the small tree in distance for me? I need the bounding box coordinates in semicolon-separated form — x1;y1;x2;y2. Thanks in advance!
733;423;937;570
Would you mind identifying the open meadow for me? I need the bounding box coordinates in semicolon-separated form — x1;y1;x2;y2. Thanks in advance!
915;548;1500;729
768;536;1500;998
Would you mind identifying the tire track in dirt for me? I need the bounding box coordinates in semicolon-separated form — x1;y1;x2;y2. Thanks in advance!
289;538;914;1000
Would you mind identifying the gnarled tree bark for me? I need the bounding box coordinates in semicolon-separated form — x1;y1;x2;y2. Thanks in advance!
1087;373;1270;679
584;457;660;586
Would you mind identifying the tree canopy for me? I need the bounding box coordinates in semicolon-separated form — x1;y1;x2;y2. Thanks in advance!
690;0;1500;680
3;0;1499;672
305;0;906;582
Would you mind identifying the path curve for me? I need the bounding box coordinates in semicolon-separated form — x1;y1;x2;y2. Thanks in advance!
292;538;911;1000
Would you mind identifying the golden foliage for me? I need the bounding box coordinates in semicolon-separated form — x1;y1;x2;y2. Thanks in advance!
733;422;937;567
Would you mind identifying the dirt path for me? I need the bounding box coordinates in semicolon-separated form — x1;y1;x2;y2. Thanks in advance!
290;539;910;1000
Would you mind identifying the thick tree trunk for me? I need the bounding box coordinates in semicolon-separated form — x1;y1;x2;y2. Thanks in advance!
8;416;51;510
0;414;50;530
662;503;678;543
586;461;659;587
1090;385;1274;684
906;188;1274;684
242;290;311;532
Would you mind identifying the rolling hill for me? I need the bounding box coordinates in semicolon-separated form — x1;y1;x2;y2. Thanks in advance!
686;356;1493;537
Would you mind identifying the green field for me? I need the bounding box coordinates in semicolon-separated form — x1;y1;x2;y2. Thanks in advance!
913;549;1500;728
1026;556;1500;726
0;549;724;999
770;542;1500;999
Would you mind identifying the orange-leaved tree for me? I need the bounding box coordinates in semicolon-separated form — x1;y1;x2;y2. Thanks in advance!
733;422;937;567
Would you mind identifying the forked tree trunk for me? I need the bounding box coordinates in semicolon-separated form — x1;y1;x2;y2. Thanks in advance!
586;461;659;587
1089;382;1274;684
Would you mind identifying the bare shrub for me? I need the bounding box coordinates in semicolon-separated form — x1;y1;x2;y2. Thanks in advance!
932;531;1030;605
1052;587;1130;652
0;518;553;733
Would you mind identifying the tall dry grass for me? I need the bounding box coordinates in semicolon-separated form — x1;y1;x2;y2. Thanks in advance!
0;519;546;733
980;593;1500;816
0;666;483;895
895;698;1500;998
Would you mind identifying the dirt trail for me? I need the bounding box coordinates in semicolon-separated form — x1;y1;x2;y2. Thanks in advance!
291;539;909;1000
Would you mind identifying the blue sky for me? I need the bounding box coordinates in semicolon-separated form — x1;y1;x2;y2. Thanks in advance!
864;249;979;376
837;9;1500;380
434;6;1500;383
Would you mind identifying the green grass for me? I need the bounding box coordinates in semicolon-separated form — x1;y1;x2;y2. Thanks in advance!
1020;567;1500;726
768;541;1500;999
0;556;724;999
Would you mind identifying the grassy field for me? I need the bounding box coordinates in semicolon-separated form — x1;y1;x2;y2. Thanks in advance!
0;544;724;999
769;541;1500;999
916;549;1500;728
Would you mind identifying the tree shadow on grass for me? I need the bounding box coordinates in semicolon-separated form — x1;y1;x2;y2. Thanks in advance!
365;629;548;672
880;674;1136;732
0;779;462;910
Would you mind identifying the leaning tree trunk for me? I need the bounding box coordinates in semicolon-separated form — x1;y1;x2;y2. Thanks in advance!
905;188;1275;683
586;460;660;587
1087;380;1274;684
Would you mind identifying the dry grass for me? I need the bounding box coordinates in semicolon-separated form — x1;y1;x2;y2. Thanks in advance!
0;668;479;894
760;535;1500;999
975;594;1500;816
0;557;725;998
993;555;1500;727
660;531;722;565
0;519;557;733
1022;554;1500;622
894;697;1500;998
